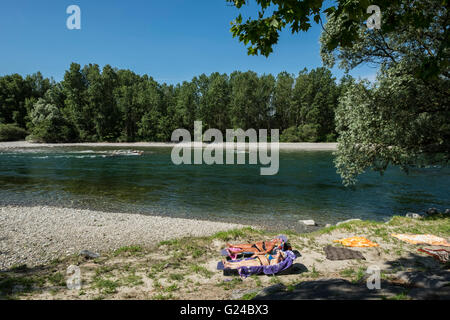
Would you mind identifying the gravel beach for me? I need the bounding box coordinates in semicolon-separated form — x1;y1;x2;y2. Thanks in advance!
0;141;338;151
0;206;247;270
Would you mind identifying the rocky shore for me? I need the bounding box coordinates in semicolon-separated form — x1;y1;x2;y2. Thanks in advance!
0;205;246;270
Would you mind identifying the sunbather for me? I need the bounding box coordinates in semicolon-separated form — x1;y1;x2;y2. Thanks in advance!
226;237;286;256
222;251;286;269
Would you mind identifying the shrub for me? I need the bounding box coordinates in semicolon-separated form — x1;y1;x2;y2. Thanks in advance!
27;99;77;143
280;126;301;142
298;124;320;142
0;124;27;141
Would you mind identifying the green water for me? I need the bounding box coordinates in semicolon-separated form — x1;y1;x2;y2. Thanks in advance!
0;147;448;231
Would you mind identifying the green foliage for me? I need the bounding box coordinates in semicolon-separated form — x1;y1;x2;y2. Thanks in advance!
27;98;76;143
227;0;448;79
319;0;450;185
0;124;27;141
1;64;341;144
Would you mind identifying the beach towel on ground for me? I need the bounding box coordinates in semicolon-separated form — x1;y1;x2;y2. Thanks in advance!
333;237;379;247
418;248;450;263
237;250;297;278
391;234;450;247
323;245;365;260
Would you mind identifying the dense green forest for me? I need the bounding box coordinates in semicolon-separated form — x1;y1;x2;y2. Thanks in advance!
0;64;351;143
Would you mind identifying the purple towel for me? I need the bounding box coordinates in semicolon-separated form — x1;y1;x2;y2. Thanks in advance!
237;250;296;278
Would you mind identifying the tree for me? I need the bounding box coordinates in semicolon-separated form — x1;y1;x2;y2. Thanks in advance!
62;63;91;141
273;71;294;131
28;98;76;143
226;0;449;78
291;68;339;141
0;74;29;128
322;0;449;184
198;73;230;131
229;71;261;130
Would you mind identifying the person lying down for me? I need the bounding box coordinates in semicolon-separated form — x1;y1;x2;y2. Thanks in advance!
223;250;286;269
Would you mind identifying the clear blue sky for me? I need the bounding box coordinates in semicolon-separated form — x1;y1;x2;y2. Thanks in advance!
0;0;377;84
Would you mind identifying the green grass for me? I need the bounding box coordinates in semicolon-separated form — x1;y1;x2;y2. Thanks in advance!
241;291;259;300
153;293;174;300
113;245;144;256
339;267;366;283
168;273;185;281
47;272;65;287
92;277;119;294
210;227;261;241
121;274;144;287
217;277;242;290
189;265;214;278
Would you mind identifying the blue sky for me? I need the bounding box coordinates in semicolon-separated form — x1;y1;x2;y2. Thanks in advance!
0;0;377;84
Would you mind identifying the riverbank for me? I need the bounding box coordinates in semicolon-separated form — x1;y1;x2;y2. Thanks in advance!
0;141;338;151
1;207;448;300
0;206;247;270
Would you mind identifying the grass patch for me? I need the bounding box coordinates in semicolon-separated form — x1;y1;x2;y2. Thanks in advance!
210;227;260;241
189;265;214;278
121;274;144;287
242;291;259;300
92;277;119;295
217;277;242;290
113;245;144;257
339;267;366;283
47;272;65;287
169;273;185;281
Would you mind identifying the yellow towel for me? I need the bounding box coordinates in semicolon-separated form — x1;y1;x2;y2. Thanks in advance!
333;236;379;247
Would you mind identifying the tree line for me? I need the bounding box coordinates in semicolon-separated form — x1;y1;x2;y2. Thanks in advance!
0;64;351;143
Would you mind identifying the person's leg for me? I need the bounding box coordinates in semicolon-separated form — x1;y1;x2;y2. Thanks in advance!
223;258;261;269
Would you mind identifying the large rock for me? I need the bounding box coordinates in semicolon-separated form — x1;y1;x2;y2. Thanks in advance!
299;220;316;226
405;212;423;219
426;208;439;216
79;250;100;259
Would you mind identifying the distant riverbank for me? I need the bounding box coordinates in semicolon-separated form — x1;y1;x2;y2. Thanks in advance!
0;141;337;151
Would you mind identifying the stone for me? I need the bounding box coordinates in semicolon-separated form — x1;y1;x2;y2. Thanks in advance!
79;250;100;259
444;209;450;216
426;208;439;216
325;224;332;228
336;219;361;226
299;220;316;226
405;212;423;219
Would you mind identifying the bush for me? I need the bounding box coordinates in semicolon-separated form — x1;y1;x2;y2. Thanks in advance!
280;126;301;142
0;124;27;141
298;124;320;142
27;99;77;143
280;124;321;142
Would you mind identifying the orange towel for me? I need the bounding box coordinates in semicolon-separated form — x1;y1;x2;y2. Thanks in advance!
333;236;379;247
391;234;450;247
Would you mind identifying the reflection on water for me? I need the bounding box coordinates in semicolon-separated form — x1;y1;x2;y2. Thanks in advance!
0;147;449;231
